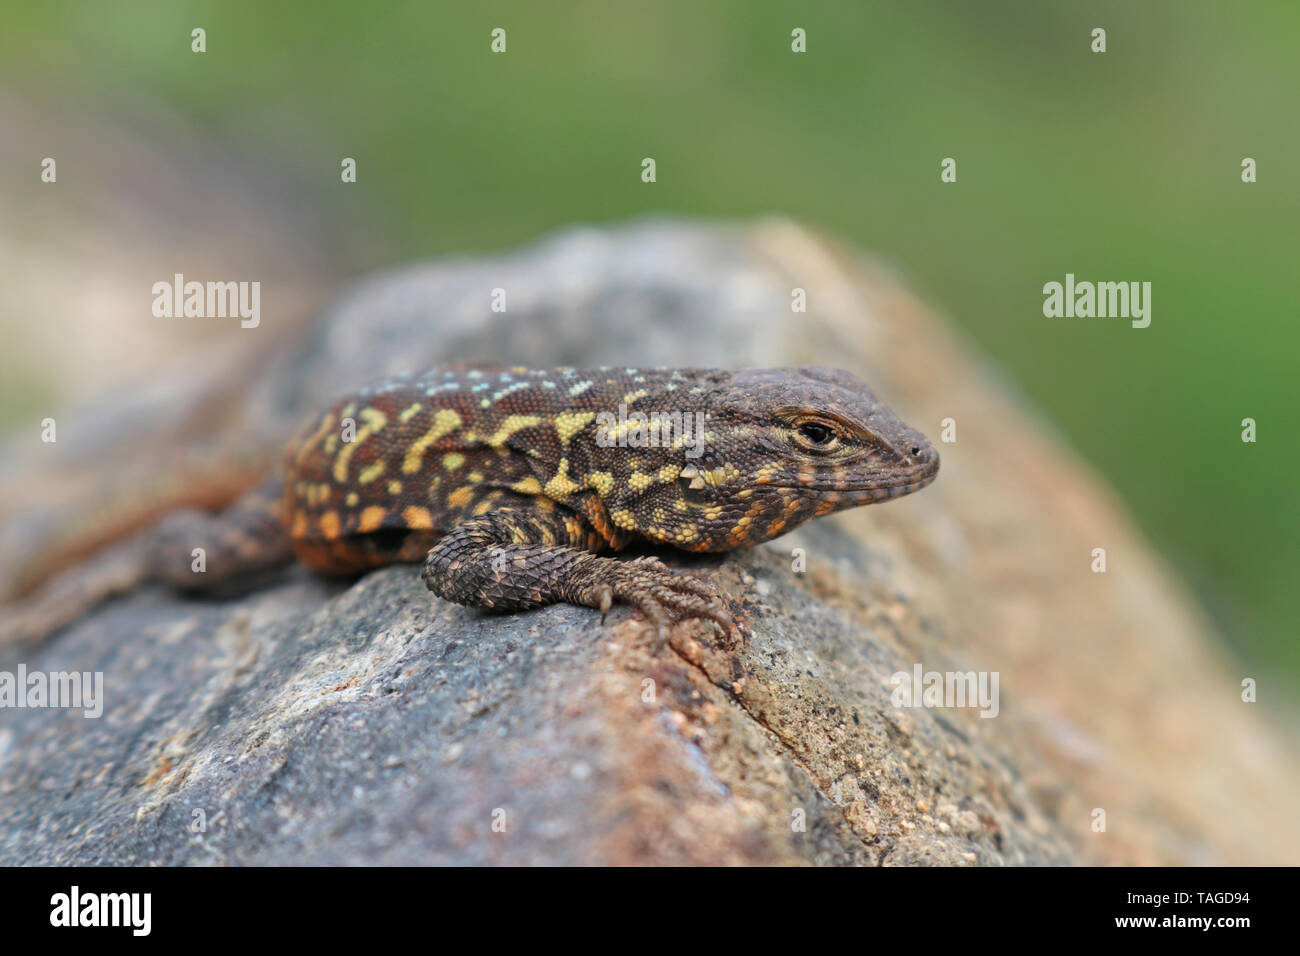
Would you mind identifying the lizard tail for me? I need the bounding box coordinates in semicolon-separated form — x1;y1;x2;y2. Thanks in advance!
0;477;293;657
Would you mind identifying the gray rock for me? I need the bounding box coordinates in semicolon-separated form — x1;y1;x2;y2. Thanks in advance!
2;220;1295;865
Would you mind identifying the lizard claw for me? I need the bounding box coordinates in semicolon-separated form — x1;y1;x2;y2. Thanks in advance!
577;556;736;647
596;585;613;625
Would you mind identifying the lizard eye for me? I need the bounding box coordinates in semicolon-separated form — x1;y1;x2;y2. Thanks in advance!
797;421;837;446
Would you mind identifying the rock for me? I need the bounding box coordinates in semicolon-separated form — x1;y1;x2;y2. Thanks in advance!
1;219;1295;865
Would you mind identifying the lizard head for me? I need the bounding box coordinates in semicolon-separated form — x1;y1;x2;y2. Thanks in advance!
598;366;939;552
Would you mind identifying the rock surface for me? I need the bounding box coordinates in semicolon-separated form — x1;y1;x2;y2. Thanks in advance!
2;220;1296;865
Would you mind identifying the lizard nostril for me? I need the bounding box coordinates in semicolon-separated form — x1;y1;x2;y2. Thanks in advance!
910;447;921;458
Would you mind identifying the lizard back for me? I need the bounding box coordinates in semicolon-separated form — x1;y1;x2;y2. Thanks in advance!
281;364;939;571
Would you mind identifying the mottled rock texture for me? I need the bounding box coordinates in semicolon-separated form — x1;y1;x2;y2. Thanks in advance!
2;220;1295;865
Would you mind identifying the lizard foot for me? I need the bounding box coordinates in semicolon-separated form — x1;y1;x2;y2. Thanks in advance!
577;556;734;645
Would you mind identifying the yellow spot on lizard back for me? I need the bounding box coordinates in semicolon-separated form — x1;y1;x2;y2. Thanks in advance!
447;486;475;509
403;408;463;474
544;460;582;499
512;476;543;495
358;461;386;484
398;402;422;423
333;407;389;483
553;410;596;444
586;471;614;496
486;414;543;447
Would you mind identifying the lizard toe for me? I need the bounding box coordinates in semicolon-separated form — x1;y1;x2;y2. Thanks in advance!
623;589;673;641
595;584;614;624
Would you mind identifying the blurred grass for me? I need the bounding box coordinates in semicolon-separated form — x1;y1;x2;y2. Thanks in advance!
2;0;1296;679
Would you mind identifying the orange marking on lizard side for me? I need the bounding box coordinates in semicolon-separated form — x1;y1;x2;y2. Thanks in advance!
401;506;434;529
318;511;341;540
357;506;388;533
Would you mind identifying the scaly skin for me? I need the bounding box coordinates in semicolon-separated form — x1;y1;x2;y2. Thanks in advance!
4;366;939;648
280;365;939;641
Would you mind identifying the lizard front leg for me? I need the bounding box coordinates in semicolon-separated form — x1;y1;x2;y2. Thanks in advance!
420;508;733;641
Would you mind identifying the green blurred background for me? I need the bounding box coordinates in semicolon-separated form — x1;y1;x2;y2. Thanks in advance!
2;1;1295;680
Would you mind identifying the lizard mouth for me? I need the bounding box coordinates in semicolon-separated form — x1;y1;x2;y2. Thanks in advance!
783;457;940;502
679;455;939;504
843;469;939;502
850;448;941;500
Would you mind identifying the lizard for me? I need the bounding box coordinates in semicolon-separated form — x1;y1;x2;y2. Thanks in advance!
3;365;939;648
